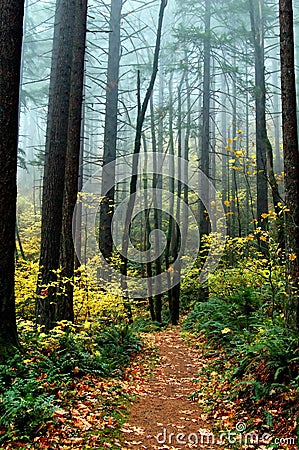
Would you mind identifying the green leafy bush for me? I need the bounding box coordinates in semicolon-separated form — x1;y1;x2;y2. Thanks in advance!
183;287;261;343
0;378;55;441
234;326;299;384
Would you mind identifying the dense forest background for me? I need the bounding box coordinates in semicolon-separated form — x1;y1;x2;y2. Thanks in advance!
0;0;299;446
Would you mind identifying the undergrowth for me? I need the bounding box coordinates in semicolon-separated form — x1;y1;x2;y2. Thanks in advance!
0;319;142;443
182;235;299;447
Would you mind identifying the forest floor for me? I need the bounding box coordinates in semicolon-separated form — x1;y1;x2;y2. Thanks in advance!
4;326;297;449
121;327;219;450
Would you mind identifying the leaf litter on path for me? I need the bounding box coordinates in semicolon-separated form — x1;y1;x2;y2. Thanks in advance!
122;328;219;450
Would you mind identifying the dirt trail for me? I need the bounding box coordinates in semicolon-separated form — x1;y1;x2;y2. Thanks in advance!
121;328;219;450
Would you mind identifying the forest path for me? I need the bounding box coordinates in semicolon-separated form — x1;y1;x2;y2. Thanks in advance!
121;327;219;450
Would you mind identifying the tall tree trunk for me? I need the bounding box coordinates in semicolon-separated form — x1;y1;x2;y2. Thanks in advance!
198;0;211;302
245;52;253;233
249;0;269;235
174;65;191;324
266;137;284;248
74;96;85;270
294;12;299;132
0;0;24;351
36;0;76;330
231;58;242;237
279;0;299;329
150;87;163;323
45;0;63;149
59;0;87;322
142;135;155;321
99;0;122;261
16;222;25;261
169;77;184;322
221;74;228;218
272;55;283;174
210;59;216;185
166;74;177;323
170;66;192;326
200;0;211;237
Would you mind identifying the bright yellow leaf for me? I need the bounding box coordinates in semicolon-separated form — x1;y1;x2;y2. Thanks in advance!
234;150;243;157
289;253;297;261
221;327;231;334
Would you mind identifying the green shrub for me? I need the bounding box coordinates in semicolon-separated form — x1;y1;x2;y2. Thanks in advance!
183;288;261;343
234;326;299;384
0;378;55;441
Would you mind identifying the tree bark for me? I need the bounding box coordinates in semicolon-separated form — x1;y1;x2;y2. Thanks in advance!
142;135;155;321
99;0;122;261
200;0;211;237
0;0;25;351
168;74;185;324
231;57;241;237
279;0;299;328
170;63;191;325
166;74;177;323
198;0;211;302
36;0;76;330
59;0;87;322
249;0;269;235
221;74;228;222
150;94;163;323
